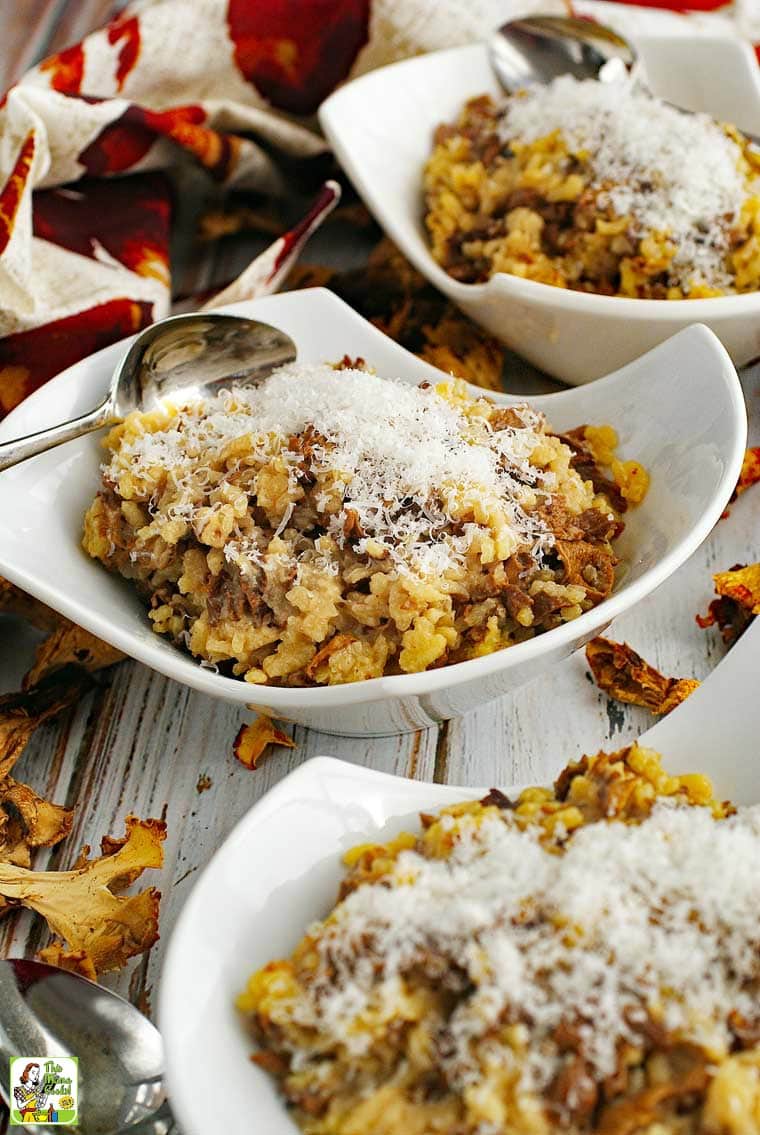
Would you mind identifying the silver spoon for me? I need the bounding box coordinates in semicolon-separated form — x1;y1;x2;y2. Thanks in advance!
489;16;760;150
0;958;173;1134
489;14;636;94
0;312;297;472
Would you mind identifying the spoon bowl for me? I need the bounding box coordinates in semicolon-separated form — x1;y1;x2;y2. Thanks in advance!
0;313;297;473
489;15;636;93
113;314;298;417
0;958;171;1133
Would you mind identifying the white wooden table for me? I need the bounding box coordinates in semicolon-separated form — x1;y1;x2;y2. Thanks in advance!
0;0;758;1044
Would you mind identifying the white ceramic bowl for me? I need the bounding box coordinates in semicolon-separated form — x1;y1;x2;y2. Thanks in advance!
159;619;760;1135
320;35;760;384
0;289;746;735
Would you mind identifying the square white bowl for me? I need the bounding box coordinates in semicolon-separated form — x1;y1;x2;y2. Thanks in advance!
320;35;760;384
158;619;760;1135
0;289;746;734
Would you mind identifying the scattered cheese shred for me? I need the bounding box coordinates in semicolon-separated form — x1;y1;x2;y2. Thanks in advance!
300;802;760;1094
109;365;555;576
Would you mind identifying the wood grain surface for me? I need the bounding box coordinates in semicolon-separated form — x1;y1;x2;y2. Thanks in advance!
0;0;758;1065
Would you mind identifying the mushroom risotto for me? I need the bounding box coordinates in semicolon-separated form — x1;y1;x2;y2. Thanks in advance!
239;746;760;1135
425;76;760;298
83;360;645;686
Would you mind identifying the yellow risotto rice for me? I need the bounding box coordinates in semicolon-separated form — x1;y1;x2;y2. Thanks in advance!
425;78;760;298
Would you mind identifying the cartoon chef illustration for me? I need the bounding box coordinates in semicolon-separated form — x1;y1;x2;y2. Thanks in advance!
13;1062;48;1122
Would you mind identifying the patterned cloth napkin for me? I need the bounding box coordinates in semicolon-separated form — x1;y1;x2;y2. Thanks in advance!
0;0;758;418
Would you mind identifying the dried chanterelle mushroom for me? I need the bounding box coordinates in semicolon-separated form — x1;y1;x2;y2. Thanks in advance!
0;816;166;980
698;561;760;644
586;637;700;715
0;580;162;977
0;668;91;878
24;620;124;689
233;717;295;770
0;576;124;686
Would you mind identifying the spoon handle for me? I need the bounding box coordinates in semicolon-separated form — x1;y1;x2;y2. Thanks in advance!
0;398;114;472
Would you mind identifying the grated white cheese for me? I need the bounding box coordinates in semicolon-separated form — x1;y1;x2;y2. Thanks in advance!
109;364;556;576
297;802;760;1094
499;75;754;290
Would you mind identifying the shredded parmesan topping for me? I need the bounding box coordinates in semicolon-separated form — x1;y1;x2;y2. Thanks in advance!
108;364;556;576
500;75;753;289
298;803;760;1093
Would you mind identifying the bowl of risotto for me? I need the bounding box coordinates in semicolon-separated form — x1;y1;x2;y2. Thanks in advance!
320;34;760;383
160;625;760;1135
0;289;745;734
